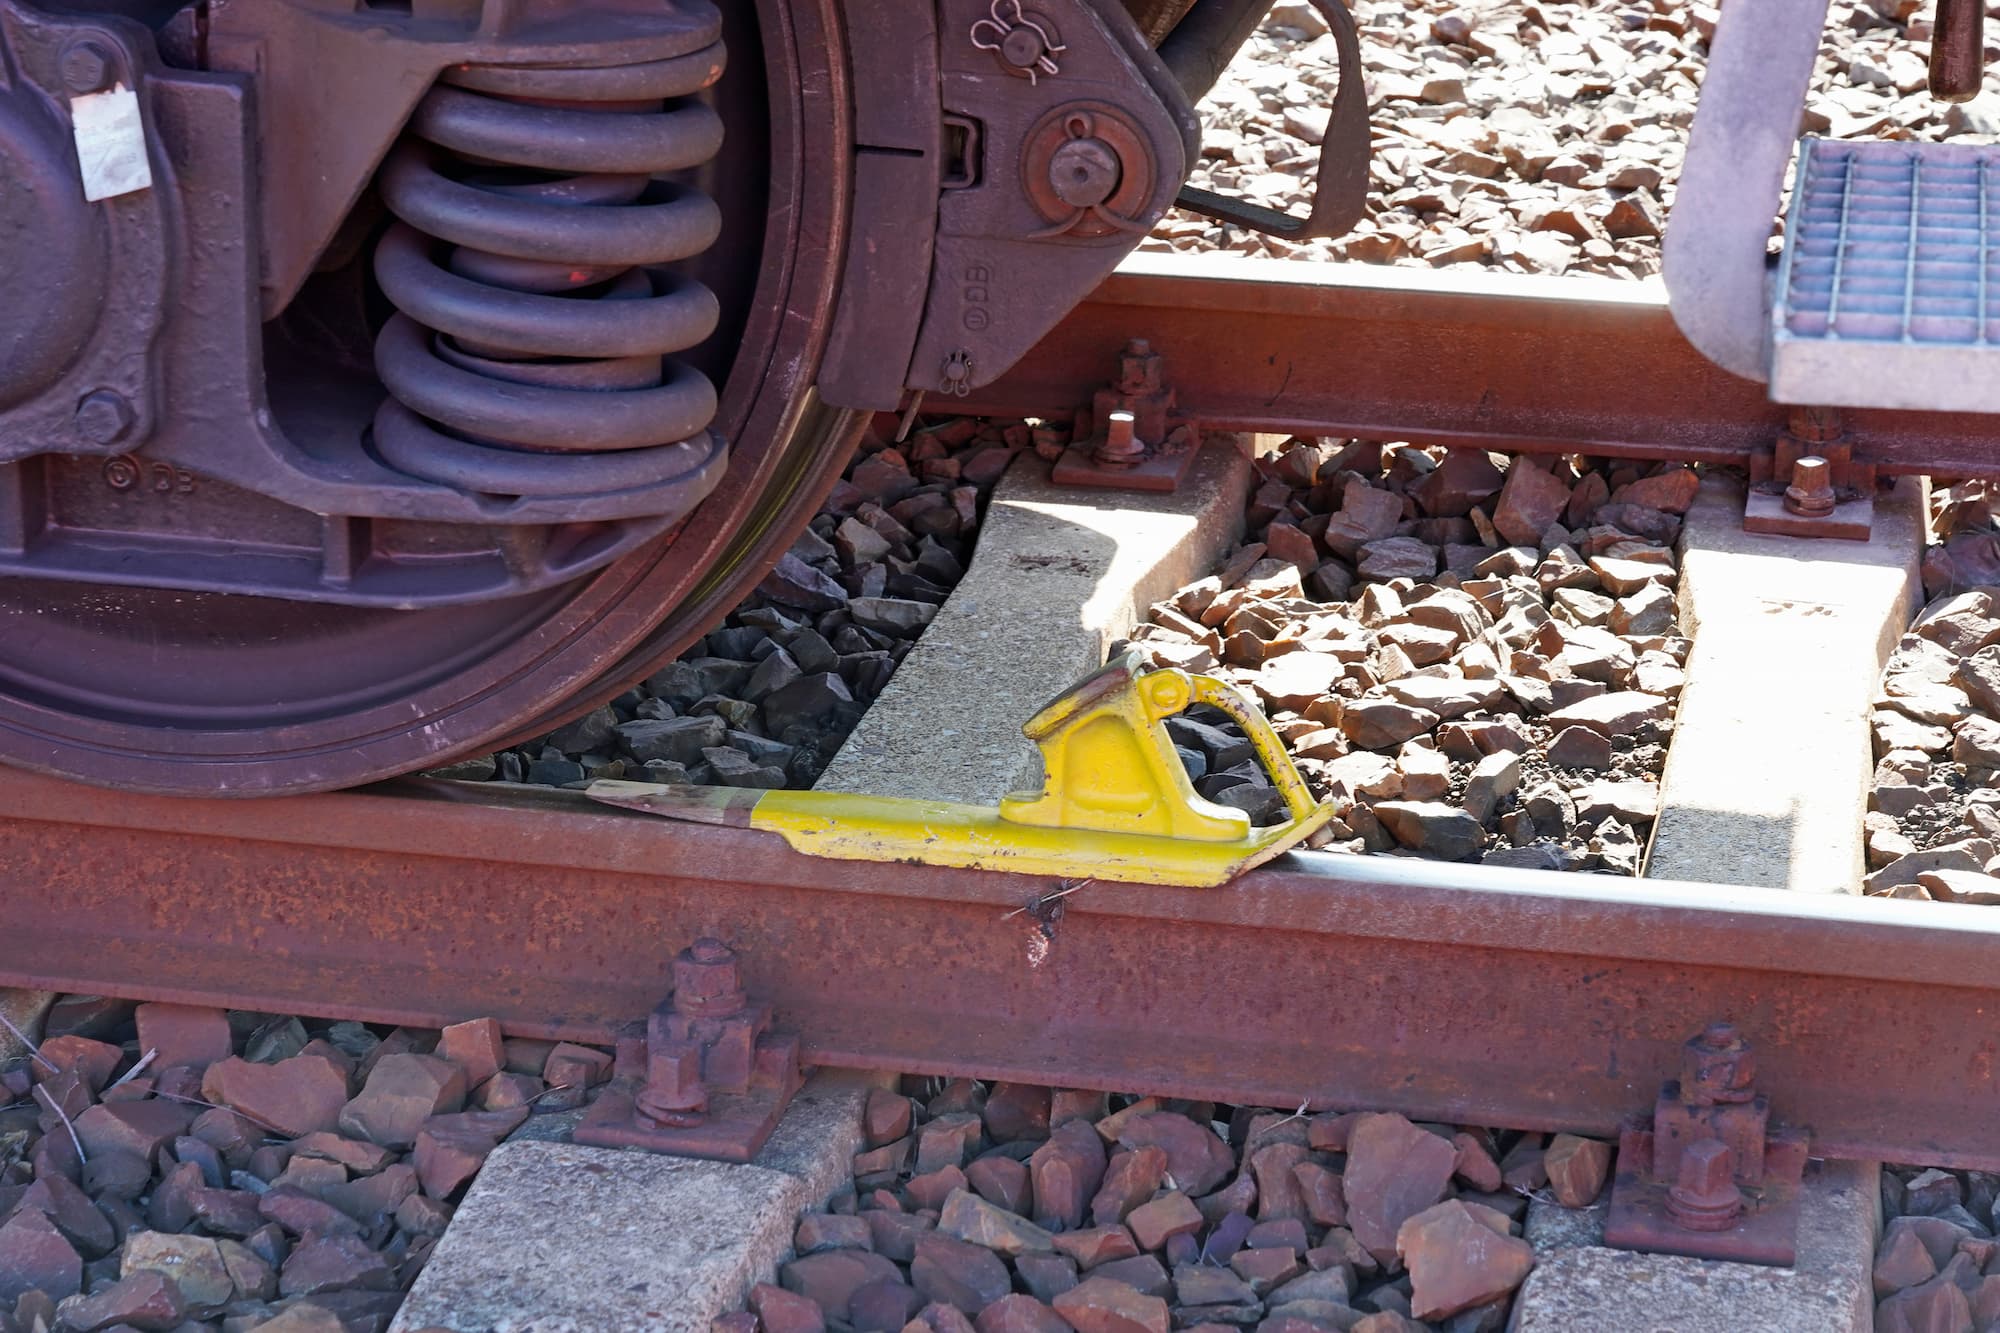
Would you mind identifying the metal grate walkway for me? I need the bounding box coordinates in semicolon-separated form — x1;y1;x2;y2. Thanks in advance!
1771;137;2000;412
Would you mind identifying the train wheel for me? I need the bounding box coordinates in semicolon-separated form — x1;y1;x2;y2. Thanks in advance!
0;0;1200;794
0;0;859;795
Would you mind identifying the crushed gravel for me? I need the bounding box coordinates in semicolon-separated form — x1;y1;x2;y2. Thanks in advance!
723;1076;1617;1333
1122;439;1694;873
1144;0;2000;276
1864;482;2000;904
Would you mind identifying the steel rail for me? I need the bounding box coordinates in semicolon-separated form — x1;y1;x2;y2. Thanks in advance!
2;770;1997;1169
956;252;2000;477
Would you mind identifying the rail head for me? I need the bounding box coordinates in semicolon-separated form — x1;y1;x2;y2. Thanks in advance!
3;769;1993;990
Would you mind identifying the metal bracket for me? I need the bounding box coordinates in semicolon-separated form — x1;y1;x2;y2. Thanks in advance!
1742;408;1876;541
1053;338;1204;492
1604;1022;1810;1266
573;937;803;1162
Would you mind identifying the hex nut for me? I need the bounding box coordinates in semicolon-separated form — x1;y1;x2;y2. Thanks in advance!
74;389;135;445
59;40;115;95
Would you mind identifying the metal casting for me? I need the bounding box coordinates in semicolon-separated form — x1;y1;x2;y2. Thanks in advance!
898;0;1198;399
0;0;865;794
0;0;744;612
0;3;169;460
0;0;1280;796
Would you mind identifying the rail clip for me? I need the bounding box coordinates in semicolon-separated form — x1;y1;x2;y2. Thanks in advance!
1051;338;1205;492
573;937;803;1162
1742;410;1876;542
1604;1021;1810;1265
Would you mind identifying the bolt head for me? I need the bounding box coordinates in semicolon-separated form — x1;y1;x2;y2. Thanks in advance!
60;41;114;95
1000;26;1046;68
1665;1137;1744;1230
1093;409;1146;468
1783;455;1837;516
75;389;134;445
636;1040;708;1122
1116;342;1165;396
1048;136;1121;209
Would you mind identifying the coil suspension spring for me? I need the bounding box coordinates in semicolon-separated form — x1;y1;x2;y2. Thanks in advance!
371;34;729;500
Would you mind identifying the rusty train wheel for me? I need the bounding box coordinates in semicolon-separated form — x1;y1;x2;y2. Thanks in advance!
0;0;860;796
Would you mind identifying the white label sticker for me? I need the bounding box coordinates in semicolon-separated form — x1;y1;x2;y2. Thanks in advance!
70;84;152;203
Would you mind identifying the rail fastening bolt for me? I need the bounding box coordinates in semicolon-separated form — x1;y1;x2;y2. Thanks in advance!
1784;455;1837;517
75;389;134;445
60;40;115;95
1093;409;1146;468
1682;1020;1756;1106
672;937;746;1017
1665;1137;1744;1231
1117;338;1163;395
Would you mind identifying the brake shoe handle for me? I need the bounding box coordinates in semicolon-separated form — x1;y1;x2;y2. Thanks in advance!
1172;0;1371;239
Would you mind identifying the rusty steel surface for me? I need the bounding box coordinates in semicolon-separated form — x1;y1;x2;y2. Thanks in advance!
956;252;2000;477
1050;337;1205;491
1602;1023;1810;1265
4;770;2000;1171
574;937;805;1161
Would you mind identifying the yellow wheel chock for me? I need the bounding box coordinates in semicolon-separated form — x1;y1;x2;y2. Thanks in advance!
586;649;1336;888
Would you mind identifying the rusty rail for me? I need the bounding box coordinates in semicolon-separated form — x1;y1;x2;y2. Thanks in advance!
958;252;2000;477
2;769;1997;1169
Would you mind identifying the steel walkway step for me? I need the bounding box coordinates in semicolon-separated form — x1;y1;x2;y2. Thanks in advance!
1773;137;2000;412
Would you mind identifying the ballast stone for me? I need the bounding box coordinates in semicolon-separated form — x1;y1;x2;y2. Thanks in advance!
1373;800;1484;860
1542;689;1670;736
